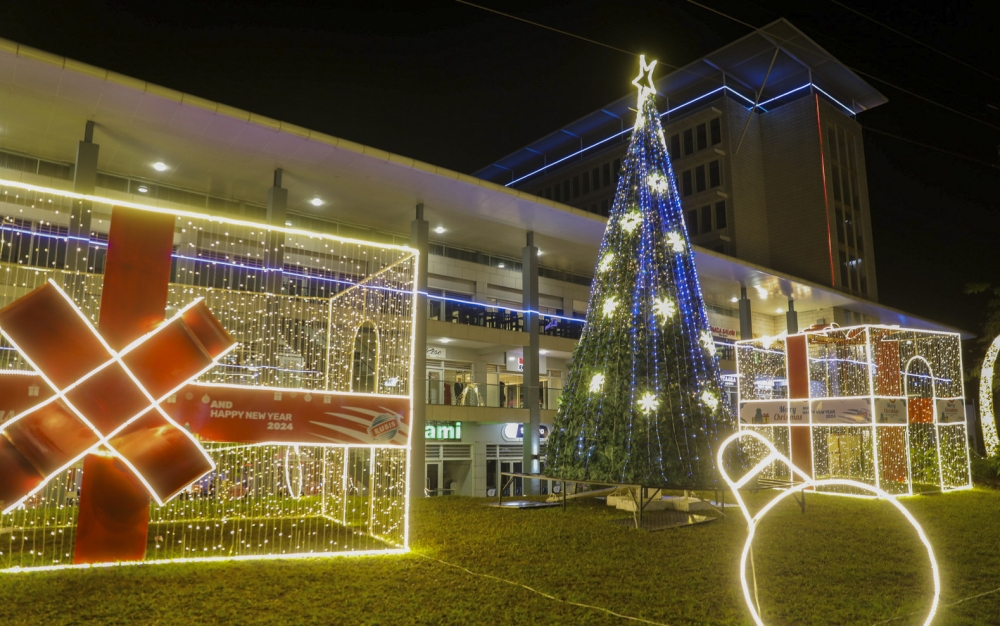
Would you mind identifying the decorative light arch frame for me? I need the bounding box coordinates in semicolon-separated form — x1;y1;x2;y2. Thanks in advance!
980;334;1000;456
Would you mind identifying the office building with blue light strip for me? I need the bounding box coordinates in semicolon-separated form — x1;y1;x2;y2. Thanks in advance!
0;22;969;502
476;19;885;302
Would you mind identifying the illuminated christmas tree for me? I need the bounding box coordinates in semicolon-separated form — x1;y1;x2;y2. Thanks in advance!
547;57;732;487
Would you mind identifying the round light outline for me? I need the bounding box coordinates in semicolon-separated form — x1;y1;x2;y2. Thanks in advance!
979;334;1000;456
718;430;940;626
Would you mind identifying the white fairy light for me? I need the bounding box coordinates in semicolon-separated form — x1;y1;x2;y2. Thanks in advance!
638;392;659;414
653;297;676;323
701;390;720;410
598;254;615;273
631;54;657;108
589;374;605;393
981;334;1000;455
700;330;717;357
648;172;668;194
666;232;685;253
602;297;619;318
621;211;642;234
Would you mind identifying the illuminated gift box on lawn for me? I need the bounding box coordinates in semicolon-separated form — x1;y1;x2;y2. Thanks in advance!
0;179;415;571
735;324;972;496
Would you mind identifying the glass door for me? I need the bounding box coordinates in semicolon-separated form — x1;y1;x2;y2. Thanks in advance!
426;461;441;496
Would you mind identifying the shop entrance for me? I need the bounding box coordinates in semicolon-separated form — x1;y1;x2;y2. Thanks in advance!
426;462;441;496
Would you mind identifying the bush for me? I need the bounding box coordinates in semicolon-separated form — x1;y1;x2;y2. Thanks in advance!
970;452;1000;488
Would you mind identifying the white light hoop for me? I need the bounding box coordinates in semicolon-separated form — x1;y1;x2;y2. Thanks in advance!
980;334;1000;456
718;430;941;626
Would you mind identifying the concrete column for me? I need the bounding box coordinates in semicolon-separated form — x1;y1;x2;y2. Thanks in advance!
786;298;799;335
410;204;429;499
522;231;540;494
67;121;98;274
738;284;753;340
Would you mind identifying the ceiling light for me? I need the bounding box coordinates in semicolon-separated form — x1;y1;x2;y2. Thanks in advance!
498;263;505;268
137;185;148;194
434;226;446;234
731;297;739;303
536;250;542;256
540;350;548;355
439;338;451;344
284;221;292;226
152;162;168;172
310;197;323;207
776;308;784;314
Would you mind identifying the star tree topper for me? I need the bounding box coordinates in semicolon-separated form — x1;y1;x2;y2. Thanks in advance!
632;55;658;108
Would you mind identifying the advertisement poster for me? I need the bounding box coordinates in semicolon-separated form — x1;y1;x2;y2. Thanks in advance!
164;384;411;445
874;398;907;424
936;399;965;424
811;398;872;424
738;400;786;425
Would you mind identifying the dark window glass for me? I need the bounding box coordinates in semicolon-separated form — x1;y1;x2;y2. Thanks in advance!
835;208;844;243
553;184;561;202
695;165;706;192
600;200;608;215
544;188;551;200
573;176;580;198
682;170;693;196
857;231;863;251
832;164;842;202
709;160;721;187
713;244;726;254
697;123;707;150
602;163;611;186
563;180;570;200
590;204;597;214
715;201;727;229
592;168;600;190
845;214;855;247
701;205;712;234
581;173;590;195
827;128;837;161
839;252;849;287
671;134;681;157
683;129;694;155
685;209;698;233
710;118;721;145
860;276;868;294
613;159;621;181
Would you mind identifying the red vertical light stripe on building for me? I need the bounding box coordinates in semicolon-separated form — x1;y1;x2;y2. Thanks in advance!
814;94;836;287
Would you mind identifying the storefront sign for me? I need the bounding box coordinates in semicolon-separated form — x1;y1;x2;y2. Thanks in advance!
707;311;740;340
426;346;447;359
936;399;964;424
167;385;411;445
738;400;785;425
426;421;462;441
501;422;549;442
875;398;907;424
811;398;872;424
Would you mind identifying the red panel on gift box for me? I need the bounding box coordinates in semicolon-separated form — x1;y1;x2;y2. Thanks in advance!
64;362;151;433
0;284;109;388
4;401;99;476
0;436;44;508
109;410;213;502
121;322;214;400
73;453;150;565
181;301;235;359
98;208;176;351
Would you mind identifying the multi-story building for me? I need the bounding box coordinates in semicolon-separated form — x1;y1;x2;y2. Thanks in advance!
0;29;965;501
475;19;886;301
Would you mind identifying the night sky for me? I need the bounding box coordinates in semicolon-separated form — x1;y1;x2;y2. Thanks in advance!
3;1;998;337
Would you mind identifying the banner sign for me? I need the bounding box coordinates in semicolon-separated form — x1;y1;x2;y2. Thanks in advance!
936;399;964;424
874;398;907;424
164;384;411;446
811;398;872;424
738;400;785;425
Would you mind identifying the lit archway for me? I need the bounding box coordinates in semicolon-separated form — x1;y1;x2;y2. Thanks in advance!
981;334;1000;456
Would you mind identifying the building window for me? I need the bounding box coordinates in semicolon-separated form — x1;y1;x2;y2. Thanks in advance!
713;243;726;254
613;159;621;181
701;205;712;234
710;118;721;145
682;170;693;196
695;165;706;193
683;129;694;156
685;209;698;233
592;167;599;191
715;201;727;230
573;176;580;199
671;133;681;158
602;163;611;187
553;184;561;203
544;188;551;200
839;252;849;288
709;160;721;188
581;174;589;195
600;199;608;215
697;123;707;151
563;180;570;201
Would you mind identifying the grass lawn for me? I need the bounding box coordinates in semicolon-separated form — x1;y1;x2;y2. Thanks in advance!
1;488;999;625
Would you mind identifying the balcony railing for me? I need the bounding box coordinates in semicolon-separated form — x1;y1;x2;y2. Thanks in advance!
425;380;561;410
427;297;584;340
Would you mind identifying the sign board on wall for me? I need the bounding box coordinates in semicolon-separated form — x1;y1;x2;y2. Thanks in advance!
427;346;447;359
874;398;907;424
707;310;740;340
426;421;462;441
936;399;964;424
739;400;785;425
501;423;550;442
811;398;872;424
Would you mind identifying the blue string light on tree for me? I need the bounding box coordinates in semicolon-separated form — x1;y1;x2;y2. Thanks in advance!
547;56;733;488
